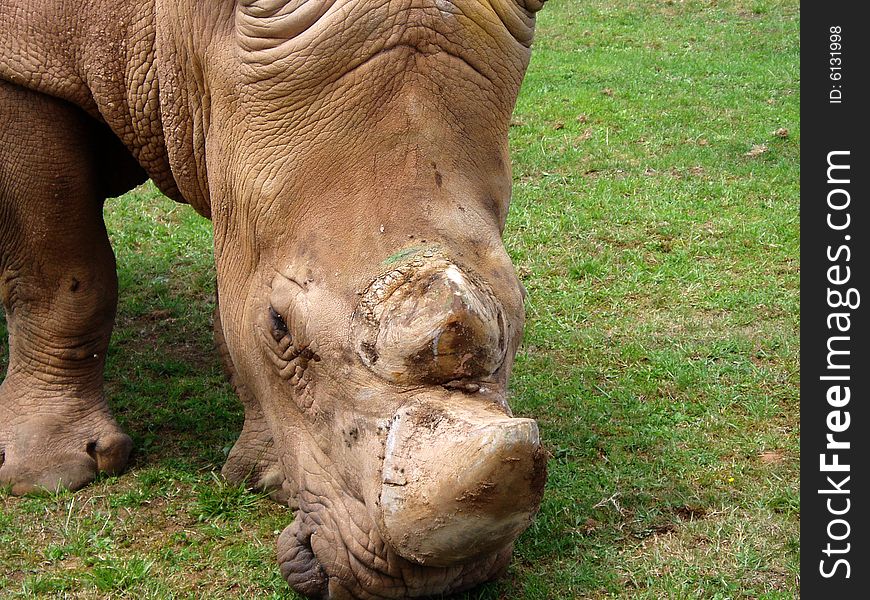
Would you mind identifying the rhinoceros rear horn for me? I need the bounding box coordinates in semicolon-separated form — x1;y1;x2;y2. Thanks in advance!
352;253;508;385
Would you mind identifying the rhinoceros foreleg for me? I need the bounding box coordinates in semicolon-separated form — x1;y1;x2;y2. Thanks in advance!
0;81;135;495
214;297;295;505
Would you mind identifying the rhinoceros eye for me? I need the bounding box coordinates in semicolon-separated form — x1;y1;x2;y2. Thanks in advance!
268;306;290;343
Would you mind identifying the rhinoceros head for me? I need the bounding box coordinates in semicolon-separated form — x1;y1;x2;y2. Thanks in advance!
186;0;548;596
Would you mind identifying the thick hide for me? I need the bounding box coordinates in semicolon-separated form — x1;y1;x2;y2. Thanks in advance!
0;1;548;598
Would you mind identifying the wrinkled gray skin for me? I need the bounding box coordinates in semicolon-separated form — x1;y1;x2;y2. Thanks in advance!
0;1;548;597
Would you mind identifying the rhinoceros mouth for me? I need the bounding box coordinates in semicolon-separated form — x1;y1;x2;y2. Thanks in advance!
273;387;546;598
277;459;513;599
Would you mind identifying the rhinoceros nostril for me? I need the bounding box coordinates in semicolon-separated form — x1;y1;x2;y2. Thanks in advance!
278;517;329;599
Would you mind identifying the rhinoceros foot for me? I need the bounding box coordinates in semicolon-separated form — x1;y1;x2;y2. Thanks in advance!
0;378;131;495
221;417;297;506
216;302;296;505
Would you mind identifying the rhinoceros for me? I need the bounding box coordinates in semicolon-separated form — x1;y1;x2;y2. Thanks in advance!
0;0;548;597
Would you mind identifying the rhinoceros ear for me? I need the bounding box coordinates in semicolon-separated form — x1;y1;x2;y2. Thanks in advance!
492;0;545;47
519;0;547;12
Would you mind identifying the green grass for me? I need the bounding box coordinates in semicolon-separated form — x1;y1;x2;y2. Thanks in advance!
1;0;799;597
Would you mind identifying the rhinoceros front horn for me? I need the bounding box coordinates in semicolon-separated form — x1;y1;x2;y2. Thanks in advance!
352;253;508;385
377;400;547;567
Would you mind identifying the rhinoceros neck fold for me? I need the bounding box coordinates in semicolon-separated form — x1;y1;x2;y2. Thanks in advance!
0;0;183;203
154;0;240;218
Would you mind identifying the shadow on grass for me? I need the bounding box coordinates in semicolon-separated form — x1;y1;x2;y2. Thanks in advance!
105;219;243;472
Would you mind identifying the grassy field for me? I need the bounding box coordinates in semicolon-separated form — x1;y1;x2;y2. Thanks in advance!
1;0;800;598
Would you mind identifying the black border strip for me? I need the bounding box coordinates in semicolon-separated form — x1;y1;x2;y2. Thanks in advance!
801;4;869;596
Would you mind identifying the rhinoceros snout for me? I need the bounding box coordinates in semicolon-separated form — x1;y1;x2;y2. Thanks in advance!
352;253;510;386
375;401;547;567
